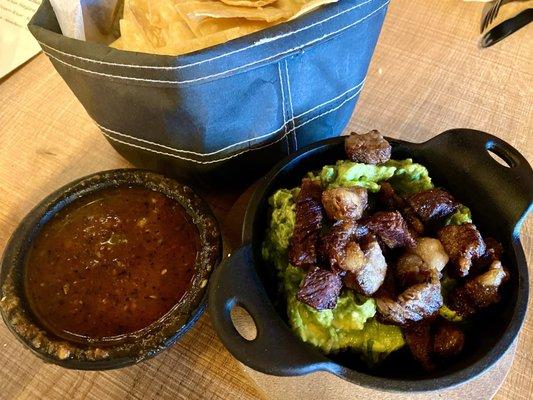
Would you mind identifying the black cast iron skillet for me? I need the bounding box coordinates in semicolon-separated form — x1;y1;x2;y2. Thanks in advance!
209;129;533;392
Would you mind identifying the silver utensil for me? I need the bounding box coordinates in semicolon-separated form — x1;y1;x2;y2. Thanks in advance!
481;8;533;47
481;0;505;32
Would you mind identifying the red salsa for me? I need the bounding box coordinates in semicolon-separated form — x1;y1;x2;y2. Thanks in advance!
25;186;199;341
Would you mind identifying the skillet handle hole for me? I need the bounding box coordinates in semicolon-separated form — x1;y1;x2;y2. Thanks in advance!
230;304;258;341
485;142;516;168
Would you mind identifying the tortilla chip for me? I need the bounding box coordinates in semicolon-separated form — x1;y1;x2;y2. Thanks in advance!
160;25;266;55
115;19;158;53
289;0;338;19
274;0;338;20
127;0;196;46
182;15;272;36
113;0;340;55
110;37;123;49
175;1;291;22
219;0;278;7
200;17;272;35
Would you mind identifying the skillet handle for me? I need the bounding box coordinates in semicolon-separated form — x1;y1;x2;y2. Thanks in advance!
417;129;533;233
208;244;337;376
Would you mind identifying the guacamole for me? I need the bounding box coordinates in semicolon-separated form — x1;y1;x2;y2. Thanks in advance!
445;205;472;225
262;158;472;364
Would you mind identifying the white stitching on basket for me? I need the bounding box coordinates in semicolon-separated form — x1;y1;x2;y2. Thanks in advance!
36;0;377;70
41;1;389;85
278;63;288;141
97;120;288;157
101;126;289;164
293;82;364;130
284;60;297;149
95;77;364;157
294;78;364;119
279;63;290;154
100;83;364;164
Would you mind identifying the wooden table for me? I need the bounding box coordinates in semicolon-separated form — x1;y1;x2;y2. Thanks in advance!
0;0;531;398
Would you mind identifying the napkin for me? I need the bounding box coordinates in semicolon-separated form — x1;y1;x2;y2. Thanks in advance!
49;0;121;43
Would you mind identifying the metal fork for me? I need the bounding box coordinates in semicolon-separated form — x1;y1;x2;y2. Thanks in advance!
481;0;504;32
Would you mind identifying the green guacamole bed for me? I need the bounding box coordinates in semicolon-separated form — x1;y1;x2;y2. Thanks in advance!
261;159;471;364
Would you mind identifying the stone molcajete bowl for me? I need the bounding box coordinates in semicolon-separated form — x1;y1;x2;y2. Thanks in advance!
0;169;221;370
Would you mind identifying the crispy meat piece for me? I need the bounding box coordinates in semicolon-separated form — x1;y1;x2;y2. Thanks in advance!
405;320;465;371
403;322;435;371
378;183;425;235
437;224;486;277
297;266;342;310
345;130;391;164
321;220;369;270
289;179;324;267
402;207;425;236
378;182;407;210
433;322;465;359
321;220;357;271
376;254;442;325
376;280;442;325
449;260;509;317
474;237;504;272
395;253;433;287
407;188;459;224
343;237;387;296
410;237;449;273
321;187;368;221
342;242;366;273
484;238;503;260
374;267;398;299
365;211;416;249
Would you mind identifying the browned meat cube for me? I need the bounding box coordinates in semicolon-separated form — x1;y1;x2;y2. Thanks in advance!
342;237;387;296
377;182;425;235
403;322;435;371
376;254;442;325
474;237;504;272
484;237;503;260
297;266;342;310
402;207;425;235
289;179;324;267
344;130;392;164
449;260;509;317
376;281;442;325
437;223;486;277
321;187;368;221
395;253;433;287
433;322;465;359
321;220;369;271
365;211;416;249
321;220;358;271
377;182;406;210
407;188;459;224
409;237;449;273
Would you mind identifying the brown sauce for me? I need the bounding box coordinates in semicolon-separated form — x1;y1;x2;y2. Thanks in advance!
25;186;199;341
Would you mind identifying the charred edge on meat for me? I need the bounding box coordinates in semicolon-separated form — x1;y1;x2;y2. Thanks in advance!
289;179;324;268
345;130;392;165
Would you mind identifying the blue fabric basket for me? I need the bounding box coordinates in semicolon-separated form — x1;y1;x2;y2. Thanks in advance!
29;0;389;181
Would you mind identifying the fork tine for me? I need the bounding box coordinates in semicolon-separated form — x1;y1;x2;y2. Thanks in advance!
487;1;497;25
494;0;504;21
481;0;502;33
481;1;495;32
489;0;503;25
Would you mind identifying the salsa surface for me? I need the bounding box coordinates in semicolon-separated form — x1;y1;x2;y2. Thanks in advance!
25;186;199;340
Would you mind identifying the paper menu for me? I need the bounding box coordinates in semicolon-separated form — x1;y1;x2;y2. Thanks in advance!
0;0;42;79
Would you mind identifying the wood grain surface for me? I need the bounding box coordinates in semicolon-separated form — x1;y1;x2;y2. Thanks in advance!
0;0;531;399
